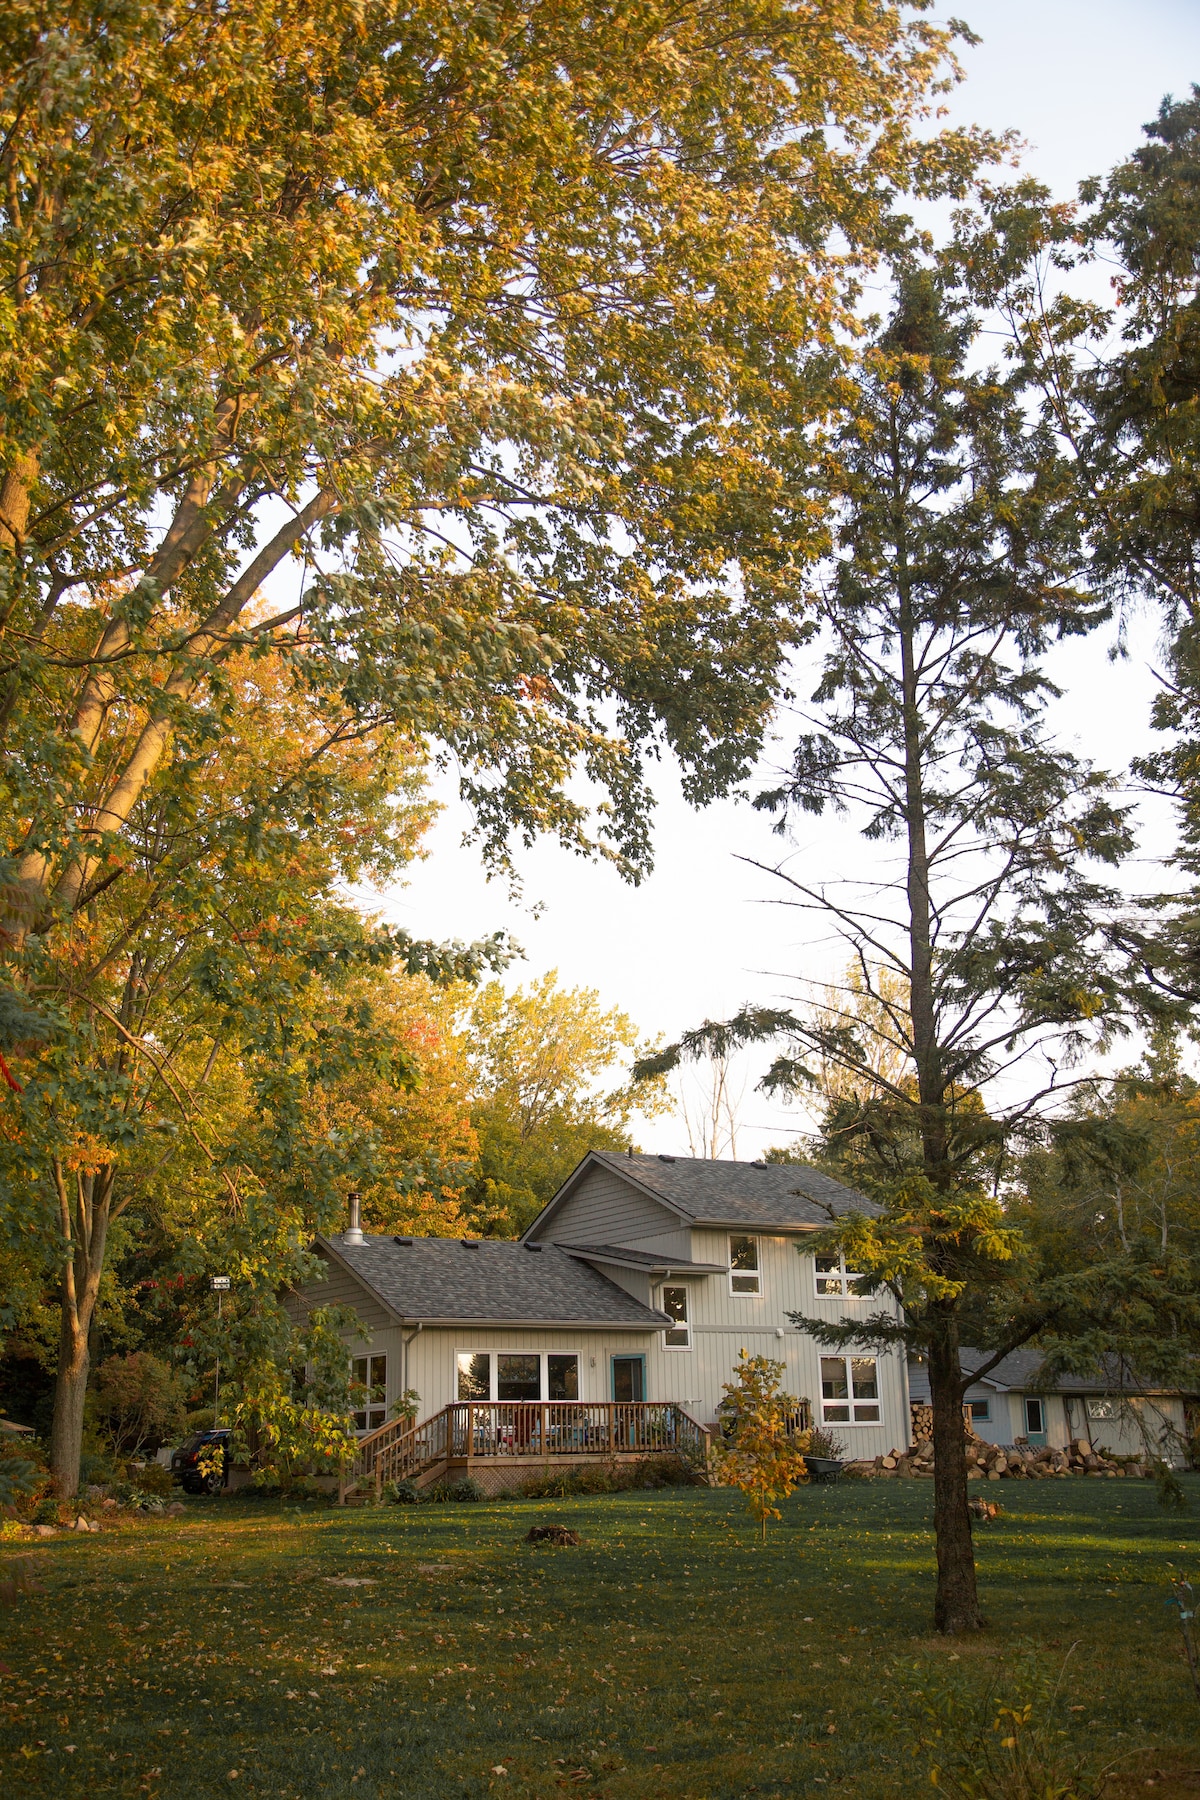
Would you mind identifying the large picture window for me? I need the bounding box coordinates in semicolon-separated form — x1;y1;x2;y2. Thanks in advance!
729;1236;761;1295
820;1355;880;1425
814;1253;863;1297
455;1351;581;1402
352;1354;387;1433
661;1285;690;1348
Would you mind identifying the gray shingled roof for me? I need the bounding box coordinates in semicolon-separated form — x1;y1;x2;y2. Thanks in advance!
960;1348;1196;1396
910;1348;1197;1396
587;1151;878;1228
318;1234;671;1328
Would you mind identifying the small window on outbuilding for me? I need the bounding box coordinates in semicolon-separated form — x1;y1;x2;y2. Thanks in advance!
968;1398;991;1424
729;1236;761;1295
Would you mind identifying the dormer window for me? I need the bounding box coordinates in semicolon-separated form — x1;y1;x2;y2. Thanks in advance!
729;1236;761;1296
814;1252;863;1297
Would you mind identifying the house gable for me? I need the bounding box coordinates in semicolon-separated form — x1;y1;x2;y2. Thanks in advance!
523;1156;693;1257
284;1242;397;1334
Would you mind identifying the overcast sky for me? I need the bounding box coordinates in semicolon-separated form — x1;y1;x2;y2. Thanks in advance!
368;1;1200;1156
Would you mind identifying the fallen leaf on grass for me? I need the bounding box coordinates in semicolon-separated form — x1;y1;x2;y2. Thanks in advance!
323;1577;376;1588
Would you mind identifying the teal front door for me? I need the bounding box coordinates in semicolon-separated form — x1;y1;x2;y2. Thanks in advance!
611;1355;645;1403
1023;1397;1047;1445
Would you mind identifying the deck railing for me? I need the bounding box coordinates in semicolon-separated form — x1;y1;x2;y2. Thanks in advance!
353;1400;711;1493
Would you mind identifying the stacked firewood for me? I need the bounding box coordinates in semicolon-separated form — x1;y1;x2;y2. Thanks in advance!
847;1432;1154;1481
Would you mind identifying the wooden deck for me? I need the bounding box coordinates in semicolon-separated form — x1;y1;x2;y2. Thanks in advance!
348;1401;713;1498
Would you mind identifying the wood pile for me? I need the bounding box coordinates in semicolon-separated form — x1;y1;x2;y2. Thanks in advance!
846;1433;1153;1481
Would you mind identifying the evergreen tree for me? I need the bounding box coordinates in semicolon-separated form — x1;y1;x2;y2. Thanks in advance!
642;251;1136;1633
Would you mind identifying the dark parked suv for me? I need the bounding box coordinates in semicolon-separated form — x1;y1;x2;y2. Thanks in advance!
170;1429;231;1494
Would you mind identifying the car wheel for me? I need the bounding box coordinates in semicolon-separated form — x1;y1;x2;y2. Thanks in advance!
202;1471;224;1495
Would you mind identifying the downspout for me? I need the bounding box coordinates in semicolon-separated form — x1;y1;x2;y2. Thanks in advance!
402;1321;423;1405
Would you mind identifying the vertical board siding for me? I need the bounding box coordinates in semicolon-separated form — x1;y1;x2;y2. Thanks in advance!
533;1166;691;1253
286;1251;394;1333
353;1325;661;1417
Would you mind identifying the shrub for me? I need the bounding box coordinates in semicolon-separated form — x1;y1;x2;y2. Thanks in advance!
0;1455;42;1512
78;1450;117;1488
31;1494;61;1525
134;1463;175;1497
386;1479;421;1505
448;1476;486;1503
805;1427;847;1461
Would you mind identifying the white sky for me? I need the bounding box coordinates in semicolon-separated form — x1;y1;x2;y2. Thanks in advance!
367;0;1200;1154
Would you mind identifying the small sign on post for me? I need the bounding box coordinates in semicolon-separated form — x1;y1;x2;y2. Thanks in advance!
211;1275;231;1292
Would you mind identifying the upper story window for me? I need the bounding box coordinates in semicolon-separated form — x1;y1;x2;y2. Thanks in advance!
729;1235;761;1295
814;1251;863;1297
662;1285;690;1348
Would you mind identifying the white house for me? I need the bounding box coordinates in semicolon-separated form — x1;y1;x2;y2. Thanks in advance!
286;1150;909;1477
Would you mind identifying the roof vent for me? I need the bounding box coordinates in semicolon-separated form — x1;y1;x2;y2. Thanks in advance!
393;1236;413;1246
524;1242;543;1253
657;1154;676;1163
751;1160;767;1169
461;1238;480;1249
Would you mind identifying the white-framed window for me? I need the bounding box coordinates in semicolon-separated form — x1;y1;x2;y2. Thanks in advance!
661;1285;690;1348
814;1252;863;1297
547;1354;579;1400
454;1351;581;1402
820;1355;880;1425
967;1398;991;1423
729;1235;761;1296
351;1353;387;1433
1087;1397;1119;1421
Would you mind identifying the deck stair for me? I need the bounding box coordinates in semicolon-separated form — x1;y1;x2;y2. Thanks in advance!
347;1401;712;1500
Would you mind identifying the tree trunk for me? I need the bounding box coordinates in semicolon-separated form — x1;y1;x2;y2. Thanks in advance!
929;1314;983;1633
894;480;981;1631
48;1162;113;1497
49;1305;91;1500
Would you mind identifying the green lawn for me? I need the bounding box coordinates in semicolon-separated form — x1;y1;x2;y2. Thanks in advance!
2;1477;1199;1799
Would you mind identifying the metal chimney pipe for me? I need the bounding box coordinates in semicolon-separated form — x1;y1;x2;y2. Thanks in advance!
343;1191;365;1247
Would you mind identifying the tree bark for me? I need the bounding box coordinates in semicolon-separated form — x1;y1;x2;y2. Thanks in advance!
48;1162;113;1497
893;433;982;1632
928;1311;983;1632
